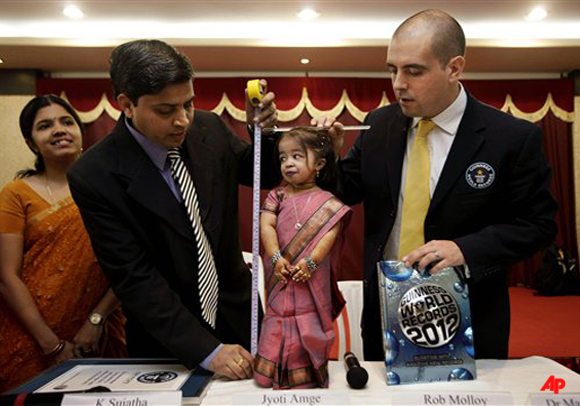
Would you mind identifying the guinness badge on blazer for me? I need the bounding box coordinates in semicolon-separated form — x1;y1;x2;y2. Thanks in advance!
465;162;495;189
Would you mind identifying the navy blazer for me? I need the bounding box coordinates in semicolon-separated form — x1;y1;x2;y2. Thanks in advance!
341;93;557;360
69;110;279;368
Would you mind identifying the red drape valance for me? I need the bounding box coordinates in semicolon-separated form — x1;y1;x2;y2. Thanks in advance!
37;77;574;114
36;77;576;286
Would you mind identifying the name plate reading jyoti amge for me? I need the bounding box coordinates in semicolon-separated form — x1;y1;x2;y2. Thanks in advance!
234;391;350;406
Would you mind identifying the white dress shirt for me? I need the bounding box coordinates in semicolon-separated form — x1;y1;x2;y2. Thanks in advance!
384;84;467;260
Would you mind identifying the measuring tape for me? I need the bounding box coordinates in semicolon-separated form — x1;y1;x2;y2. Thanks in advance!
247;79;264;356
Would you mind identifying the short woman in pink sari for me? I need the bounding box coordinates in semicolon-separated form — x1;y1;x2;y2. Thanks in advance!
254;127;350;389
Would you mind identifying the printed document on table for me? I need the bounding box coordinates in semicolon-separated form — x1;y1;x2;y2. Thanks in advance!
35;364;192;393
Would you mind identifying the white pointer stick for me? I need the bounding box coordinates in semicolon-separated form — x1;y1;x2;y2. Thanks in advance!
264;125;371;133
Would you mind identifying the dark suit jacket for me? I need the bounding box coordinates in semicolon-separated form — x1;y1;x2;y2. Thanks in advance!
341;93;557;360
68;110;279;368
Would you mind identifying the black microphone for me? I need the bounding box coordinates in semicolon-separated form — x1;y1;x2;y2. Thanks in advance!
344;351;368;389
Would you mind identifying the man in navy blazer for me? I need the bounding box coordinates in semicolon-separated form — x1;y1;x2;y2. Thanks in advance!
68;40;280;378
337;10;557;360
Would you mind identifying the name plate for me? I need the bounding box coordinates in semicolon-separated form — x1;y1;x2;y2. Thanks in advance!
234;391;350;405
530;393;580;405
62;391;182;406
393;391;514;405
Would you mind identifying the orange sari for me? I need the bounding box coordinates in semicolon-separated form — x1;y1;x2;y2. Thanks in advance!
0;180;126;393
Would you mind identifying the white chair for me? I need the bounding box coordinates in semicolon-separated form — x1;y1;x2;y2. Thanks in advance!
242;251;266;312
330;280;364;361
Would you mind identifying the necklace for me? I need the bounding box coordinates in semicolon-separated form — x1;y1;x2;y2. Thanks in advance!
44;174;55;205
291;193;313;230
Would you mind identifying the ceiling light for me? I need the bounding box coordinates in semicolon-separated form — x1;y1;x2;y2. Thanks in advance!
525;7;547;21
297;8;320;21
63;5;84;19
0;58;4;64
300;58;310;64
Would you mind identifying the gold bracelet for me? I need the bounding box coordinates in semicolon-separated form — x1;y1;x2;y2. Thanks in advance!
44;340;65;357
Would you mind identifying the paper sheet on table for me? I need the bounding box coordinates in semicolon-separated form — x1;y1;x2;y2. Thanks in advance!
35;364;192;393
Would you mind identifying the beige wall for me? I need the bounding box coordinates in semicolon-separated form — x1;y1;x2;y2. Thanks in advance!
0;95;35;189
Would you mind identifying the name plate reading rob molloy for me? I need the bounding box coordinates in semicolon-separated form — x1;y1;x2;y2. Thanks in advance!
377;261;476;385
393;391;514;406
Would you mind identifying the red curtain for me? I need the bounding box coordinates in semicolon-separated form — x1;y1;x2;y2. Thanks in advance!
37;77;576;285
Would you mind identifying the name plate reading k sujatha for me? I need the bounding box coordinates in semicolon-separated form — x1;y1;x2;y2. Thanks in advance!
393;391;514;405
62;391;182;406
378;261;477;385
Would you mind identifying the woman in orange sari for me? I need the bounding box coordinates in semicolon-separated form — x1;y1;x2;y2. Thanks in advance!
0;95;126;393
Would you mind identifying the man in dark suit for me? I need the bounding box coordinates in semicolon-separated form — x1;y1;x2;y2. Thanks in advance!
336;10;557;360
68;40;280;379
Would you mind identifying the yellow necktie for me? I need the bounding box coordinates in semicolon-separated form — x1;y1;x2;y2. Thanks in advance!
398;119;437;259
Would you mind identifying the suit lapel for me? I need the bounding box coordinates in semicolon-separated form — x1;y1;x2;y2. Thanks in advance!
430;95;486;211
113;117;195;242
386;108;411;207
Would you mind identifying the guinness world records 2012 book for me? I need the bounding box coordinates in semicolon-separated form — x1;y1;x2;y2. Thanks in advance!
377;261;477;385
4;358;213;405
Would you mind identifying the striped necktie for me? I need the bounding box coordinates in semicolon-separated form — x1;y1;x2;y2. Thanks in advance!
168;147;218;328
398;119;437;259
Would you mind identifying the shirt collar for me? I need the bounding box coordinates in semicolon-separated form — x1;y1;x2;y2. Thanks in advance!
412;82;467;136
125;117;169;171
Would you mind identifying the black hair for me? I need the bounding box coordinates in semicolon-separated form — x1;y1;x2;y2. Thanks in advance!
109;39;194;104
394;9;466;67
276;126;341;197
16;94;84;179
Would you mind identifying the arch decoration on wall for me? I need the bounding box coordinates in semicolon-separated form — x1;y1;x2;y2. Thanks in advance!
61;89;574;125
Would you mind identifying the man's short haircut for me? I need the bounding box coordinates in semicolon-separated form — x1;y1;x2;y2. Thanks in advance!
109;39;194;104
393;9;466;66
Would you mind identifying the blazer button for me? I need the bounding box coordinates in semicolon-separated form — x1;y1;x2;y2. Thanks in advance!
390;210;395;217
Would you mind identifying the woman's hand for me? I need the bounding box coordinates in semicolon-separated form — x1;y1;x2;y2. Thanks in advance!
274;257;292;284
50;341;75;365
290;259;312;283
72;321;103;357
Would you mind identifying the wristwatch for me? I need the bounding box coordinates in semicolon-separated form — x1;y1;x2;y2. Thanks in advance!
88;313;104;326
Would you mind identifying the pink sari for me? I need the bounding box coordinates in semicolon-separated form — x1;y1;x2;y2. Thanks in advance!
254;188;350;389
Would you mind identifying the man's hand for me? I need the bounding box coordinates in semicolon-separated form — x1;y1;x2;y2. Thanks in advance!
73;321;103;357
311;117;345;157
245;79;277;128
208;344;253;380
402;240;465;274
